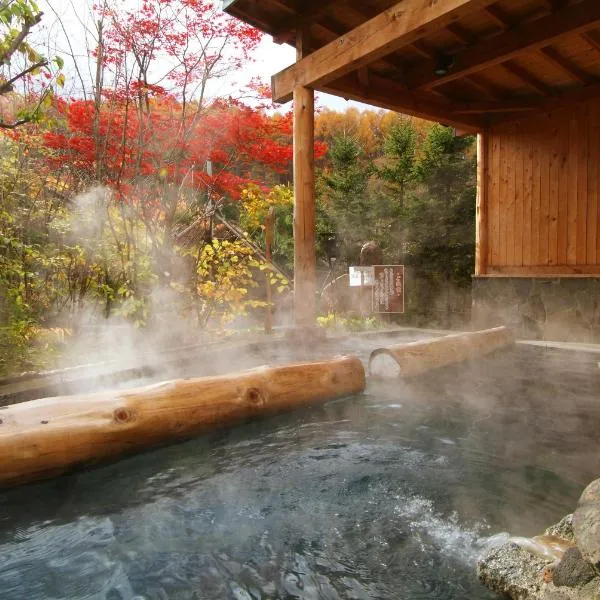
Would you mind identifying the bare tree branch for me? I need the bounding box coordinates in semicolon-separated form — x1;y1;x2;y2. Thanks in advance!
0;58;47;94
0;10;42;65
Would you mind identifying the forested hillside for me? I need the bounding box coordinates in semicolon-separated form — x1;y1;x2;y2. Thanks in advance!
0;0;476;375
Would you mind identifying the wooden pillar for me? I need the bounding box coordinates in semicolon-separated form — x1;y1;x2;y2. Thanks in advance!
293;30;317;328
475;130;489;275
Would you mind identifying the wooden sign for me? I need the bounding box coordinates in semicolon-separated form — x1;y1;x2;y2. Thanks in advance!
372;265;404;314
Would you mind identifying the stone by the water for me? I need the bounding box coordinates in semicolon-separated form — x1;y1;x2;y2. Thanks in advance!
477;541;550;599
552;548;596;588
573;478;600;572
478;512;600;600
546;514;576;543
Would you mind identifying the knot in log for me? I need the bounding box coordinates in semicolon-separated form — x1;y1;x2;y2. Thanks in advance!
113;407;136;424
244;387;266;408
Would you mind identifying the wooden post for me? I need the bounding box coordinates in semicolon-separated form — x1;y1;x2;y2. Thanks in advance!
475;130;489;275
264;207;274;334
293;29;317;328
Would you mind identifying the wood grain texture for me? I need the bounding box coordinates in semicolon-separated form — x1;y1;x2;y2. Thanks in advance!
485;97;600;273
228;0;600;130
589;101;599;265
475;131;489;274
369;327;514;378
293;85;317;327
271;0;495;103
576;102;588;265
410;0;600;91
0;357;366;488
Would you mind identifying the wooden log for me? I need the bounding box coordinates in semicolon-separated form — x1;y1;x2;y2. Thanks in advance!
0;356;365;488
369;327;514;378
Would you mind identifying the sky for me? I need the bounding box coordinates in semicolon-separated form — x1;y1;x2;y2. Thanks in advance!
35;0;368;112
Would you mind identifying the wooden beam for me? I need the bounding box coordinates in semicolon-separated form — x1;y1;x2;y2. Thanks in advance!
502;60;553;95
581;30;600;55
484;4;513;30
454;100;539;113
541;0;566;12
306;8;408;84
412;39;439;60
321;72;485;132
475;131;489;275
447;22;477;46
466;73;507;99
539;45;595;85
271;0;496;103
221;1;278;35
491;78;600;127
271;0;350;44
409;0;600;90
357;66;370;94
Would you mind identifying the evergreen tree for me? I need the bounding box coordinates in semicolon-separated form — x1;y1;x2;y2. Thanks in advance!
378;119;417;208
320;135;373;265
405;124;476;289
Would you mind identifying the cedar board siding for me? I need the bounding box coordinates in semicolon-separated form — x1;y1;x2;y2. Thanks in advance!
483;98;600;276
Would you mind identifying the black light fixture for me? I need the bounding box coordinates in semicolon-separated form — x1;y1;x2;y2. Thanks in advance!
434;54;455;77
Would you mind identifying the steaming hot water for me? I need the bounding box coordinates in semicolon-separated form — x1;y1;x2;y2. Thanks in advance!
0;335;598;599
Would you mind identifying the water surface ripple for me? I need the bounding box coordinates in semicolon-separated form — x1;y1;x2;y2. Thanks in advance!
0;344;599;599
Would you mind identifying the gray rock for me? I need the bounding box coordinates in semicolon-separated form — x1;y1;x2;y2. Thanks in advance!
478;512;600;600
552;548;596;588
477;542;549;599
546;515;575;542
543;592;572;600
574;479;600;571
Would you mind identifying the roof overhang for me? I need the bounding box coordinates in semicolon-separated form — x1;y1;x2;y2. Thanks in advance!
224;0;600;132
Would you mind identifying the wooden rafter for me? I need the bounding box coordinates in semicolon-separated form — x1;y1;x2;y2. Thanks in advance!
484;4;513;30
322;72;485;132
271;0;497;103
271;0;350;44
493;77;600;127
222;1;275;35
539;45;595;85
408;0;600;90
465;73;506;99
454;99;540;113
357;66;370;94
580;30;600;55
412;39;439;60
502;60;552;96
447;22;477;46
541;0;566;12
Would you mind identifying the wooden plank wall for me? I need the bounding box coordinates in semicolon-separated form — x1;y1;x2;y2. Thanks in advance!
483;97;600;275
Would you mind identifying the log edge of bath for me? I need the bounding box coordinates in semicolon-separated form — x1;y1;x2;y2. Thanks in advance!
369;326;514;378
0;356;365;488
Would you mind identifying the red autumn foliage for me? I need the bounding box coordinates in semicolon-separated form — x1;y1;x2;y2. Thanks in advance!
17;0;328;207
41;95;327;200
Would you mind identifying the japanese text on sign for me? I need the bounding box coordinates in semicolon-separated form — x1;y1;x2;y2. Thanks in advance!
372;265;404;314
